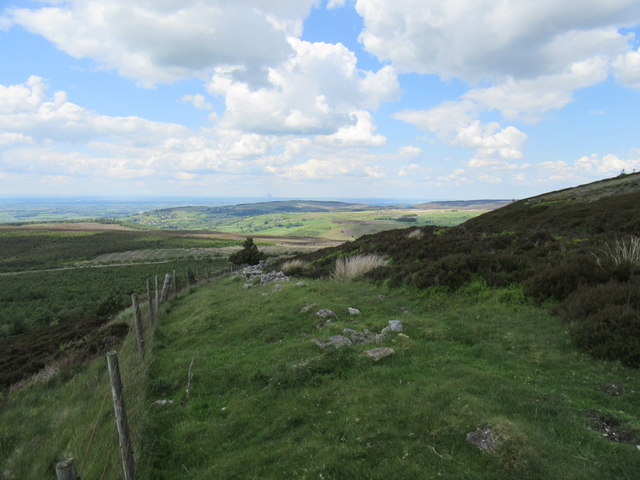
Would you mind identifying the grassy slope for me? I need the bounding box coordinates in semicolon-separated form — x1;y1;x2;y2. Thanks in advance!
0;306;151;479
143;276;640;479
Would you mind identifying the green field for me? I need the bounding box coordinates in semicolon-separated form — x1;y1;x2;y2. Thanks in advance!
128;207;483;240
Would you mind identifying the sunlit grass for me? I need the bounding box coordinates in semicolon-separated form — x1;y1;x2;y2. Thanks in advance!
332;253;388;281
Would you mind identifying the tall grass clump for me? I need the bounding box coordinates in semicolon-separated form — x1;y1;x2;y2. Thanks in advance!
280;259;309;275
407;228;424;240
332;253;387;281
595;236;640;267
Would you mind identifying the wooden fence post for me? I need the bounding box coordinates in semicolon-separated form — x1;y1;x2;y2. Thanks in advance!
154;275;159;314
55;458;79;480
160;273;172;303
172;270;177;300
146;278;155;324
107;351;136;480
131;294;145;358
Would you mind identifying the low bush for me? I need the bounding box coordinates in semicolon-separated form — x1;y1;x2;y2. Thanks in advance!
569;305;640;367
523;255;607;302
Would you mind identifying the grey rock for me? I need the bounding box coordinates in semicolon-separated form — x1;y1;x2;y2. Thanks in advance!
153;399;174;406
466;427;499;452
243;283;254;289
348;307;361;315
273;284;282;292
313;335;352;349
365;347;395;361
388;320;404;331
316;309;337;319
296;281;308;286
315;319;331;329
301;303;318;313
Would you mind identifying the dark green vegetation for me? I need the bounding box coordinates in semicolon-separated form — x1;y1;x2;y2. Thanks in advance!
0;229;238;272
0;227;234;388
293;173;640;367
142;277;639;479
229;237;266;266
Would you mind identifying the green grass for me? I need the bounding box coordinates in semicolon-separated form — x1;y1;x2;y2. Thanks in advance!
0;305;153;479
140;277;640;479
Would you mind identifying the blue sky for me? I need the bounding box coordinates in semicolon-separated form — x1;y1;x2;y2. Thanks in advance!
1;0;640;200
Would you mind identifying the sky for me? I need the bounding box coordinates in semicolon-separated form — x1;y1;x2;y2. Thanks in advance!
1;1;640;200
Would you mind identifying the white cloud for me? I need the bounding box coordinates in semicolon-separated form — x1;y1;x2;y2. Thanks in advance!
576;152;640;175
464;56;610;122
355;0;639;82
208;39;399;135
399;146;422;157
182;94;213;110
8;0;319;86
327;0;347;9
613;47;640;88
395;104;527;167
398;163;421;176
0;132;33;147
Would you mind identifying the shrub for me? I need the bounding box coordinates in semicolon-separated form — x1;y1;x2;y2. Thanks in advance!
523;255;607;302
229;237;266;266
569;305;640;367
333;254;388;281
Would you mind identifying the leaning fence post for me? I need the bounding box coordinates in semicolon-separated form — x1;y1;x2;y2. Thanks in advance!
107;351;136;480
131;294;145;358
146;278;155;324
160;273;172;303
55;458;79;480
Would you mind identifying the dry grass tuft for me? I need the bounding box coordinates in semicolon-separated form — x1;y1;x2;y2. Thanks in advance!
333;254;388;281
595;236;640;267
280;259;309;274
407;229;424;240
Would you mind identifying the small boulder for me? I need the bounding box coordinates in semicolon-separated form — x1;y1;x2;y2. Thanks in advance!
466;427;499;453
348;307;361;315
388;320;404;331
316;309;337;319
313;335;353;349
365;347;395;361
296;281;308;287
301;303;318;313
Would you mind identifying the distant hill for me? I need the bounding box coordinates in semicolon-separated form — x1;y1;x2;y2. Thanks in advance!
414;199;512;210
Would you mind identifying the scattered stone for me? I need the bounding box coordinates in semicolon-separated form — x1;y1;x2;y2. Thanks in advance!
398;333;410;339
600;382;625;397
313;335;353;349
365;347;395;361
466;427;499;452
316;309;337;319
348;307;361;315
258;270;289;285
301;303;318;313
315;319;332;329
273;284;282;292
296;281;308;287
243;283;254;289
400;306;411;313
388;320;404;332
153;399;174;406
586;410;640;444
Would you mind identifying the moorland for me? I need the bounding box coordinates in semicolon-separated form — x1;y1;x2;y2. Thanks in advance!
1;175;639;479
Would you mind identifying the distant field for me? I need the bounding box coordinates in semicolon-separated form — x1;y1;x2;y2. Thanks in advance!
126;204;496;240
